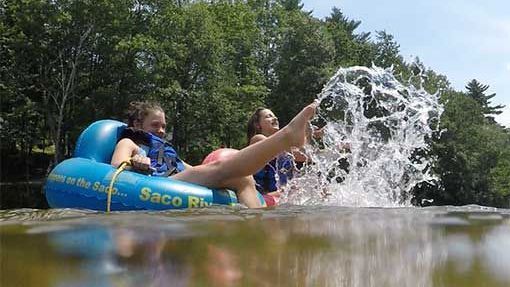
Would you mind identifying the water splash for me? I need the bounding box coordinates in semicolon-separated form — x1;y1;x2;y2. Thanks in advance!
282;66;443;207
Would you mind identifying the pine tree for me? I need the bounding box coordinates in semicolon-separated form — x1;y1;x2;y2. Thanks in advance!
465;79;505;119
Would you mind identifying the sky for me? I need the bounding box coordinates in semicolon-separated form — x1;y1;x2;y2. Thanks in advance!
301;0;510;127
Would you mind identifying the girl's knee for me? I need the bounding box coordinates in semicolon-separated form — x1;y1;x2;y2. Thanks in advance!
191;160;228;183
232;176;263;208
206;159;244;183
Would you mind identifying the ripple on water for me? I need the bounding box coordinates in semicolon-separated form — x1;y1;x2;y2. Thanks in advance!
1;205;510;287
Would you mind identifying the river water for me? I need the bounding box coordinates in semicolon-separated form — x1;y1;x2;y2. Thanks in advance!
3;67;507;286
1;205;510;287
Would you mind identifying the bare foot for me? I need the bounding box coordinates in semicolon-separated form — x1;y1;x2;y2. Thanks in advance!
282;101;318;147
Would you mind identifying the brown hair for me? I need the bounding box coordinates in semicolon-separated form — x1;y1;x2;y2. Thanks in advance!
126;101;164;127
246;107;268;143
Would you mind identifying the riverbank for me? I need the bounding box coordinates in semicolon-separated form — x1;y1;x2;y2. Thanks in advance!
0;180;49;209
1;149;51;209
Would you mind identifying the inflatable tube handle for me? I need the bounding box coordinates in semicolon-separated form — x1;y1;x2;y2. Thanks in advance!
74;120;126;163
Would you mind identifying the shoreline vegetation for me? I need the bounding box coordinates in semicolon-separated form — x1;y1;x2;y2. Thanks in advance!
1;0;509;208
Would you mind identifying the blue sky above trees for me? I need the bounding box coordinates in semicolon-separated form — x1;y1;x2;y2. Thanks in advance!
302;0;510;127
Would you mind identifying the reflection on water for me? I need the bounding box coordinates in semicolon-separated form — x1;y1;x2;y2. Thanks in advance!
1;206;509;287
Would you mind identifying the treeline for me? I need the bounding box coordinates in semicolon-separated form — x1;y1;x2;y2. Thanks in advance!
1;0;509;207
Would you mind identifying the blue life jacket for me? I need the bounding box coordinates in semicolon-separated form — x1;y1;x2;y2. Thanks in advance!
120;128;185;177
276;153;294;185
254;153;294;194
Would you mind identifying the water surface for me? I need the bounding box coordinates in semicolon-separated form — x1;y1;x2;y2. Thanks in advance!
2;205;509;287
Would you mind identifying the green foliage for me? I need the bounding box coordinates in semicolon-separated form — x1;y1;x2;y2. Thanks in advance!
1;0;149;163
413;90;510;207
465;79;505;121
325;7;372;67
138;1;267;163
489;150;510;199
269;6;334;124
372;31;401;69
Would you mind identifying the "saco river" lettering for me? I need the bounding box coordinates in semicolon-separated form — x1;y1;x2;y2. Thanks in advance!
138;187;211;208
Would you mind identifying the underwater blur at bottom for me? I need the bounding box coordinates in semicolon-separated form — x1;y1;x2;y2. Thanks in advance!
1;205;510;287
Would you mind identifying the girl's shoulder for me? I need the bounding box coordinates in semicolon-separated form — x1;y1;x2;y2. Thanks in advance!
116;138;148;157
249;134;268;145
116;137;139;149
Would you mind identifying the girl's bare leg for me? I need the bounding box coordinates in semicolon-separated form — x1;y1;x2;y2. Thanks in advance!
217;102;317;177
223;176;266;208
172;165;264;208
171;102;317;207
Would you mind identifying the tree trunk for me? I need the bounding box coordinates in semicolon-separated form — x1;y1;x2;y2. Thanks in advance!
50;26;92;164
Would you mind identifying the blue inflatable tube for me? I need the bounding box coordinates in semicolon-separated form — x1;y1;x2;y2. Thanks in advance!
45;120;263;211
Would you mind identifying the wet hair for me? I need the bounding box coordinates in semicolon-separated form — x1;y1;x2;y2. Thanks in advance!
246;107;268;143
126;101;164;127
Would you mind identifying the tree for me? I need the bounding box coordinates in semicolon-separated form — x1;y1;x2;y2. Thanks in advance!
142;1;266;162
414;90;510;207
488;149;510;203
465;79;505;121
325;7;372;67
279;0;304;11
372;31;402;69
268;6;334;124
1;0;151;165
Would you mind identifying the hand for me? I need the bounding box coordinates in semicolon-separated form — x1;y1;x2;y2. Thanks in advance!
130;154;152;173
291;147;308;163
